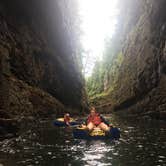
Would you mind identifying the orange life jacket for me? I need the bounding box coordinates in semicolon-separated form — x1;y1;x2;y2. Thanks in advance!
87;113;102;126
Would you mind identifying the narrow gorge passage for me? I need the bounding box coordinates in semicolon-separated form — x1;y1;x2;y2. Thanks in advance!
0;0;166;166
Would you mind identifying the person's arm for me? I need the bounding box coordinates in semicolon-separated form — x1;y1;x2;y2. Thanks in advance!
64;116;70;126
100;115;110;126
66;121;70;126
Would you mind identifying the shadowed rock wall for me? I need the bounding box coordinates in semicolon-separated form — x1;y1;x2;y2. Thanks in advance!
112;0;166;119
0;0;86;118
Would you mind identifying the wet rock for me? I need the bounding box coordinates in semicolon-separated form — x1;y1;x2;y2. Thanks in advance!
0;0;87;124
0;0;88;141
92;0;166;120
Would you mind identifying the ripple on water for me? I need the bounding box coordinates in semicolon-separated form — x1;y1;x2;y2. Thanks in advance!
137;144;143;148
158;155;166;159
0;116;166;166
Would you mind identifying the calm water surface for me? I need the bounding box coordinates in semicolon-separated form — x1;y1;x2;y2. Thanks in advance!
0;114;166;166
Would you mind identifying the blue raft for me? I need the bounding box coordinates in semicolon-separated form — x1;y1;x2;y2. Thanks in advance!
53;118;79;127
73;127;120;140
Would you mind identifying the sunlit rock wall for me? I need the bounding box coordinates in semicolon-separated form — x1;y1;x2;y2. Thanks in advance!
0;0;86;117
111;0;166;119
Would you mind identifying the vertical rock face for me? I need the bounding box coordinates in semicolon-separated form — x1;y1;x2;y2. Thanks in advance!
0;0;86;117
111;0;166;118
89;0;166;119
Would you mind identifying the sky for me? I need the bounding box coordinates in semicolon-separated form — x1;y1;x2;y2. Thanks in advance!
77;0;119;76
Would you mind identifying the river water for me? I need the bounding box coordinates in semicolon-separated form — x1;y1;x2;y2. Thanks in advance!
0;114;166;166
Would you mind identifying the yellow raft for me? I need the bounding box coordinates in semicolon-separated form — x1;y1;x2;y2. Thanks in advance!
73;126;120;140
53;118;79;126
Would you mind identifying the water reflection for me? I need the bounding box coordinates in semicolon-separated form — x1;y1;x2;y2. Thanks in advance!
0;115;166;166
82;141;110;165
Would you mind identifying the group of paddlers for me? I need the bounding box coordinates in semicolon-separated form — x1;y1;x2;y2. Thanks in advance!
64;106;112;132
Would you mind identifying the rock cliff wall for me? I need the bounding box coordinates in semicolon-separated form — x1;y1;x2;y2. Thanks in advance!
90;0;166;119
0;0;86;119
112;0;166;118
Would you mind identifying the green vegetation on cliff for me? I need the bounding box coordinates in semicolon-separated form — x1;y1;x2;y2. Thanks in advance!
86;0;166;120
85;0;143;106
85;33;124;105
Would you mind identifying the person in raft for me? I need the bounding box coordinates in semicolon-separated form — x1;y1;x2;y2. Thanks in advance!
84;107;112;131
64;113;71;126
